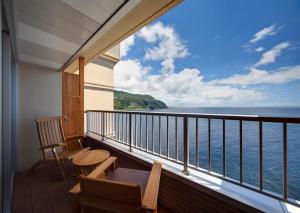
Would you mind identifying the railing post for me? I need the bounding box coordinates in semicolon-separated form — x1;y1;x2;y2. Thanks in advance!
283;122;287;199
86;112;89;133
182;116;190;175
102;112;105;141
129;114;133;152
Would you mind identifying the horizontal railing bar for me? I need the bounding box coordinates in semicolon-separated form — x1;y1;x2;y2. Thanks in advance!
86;110;300;123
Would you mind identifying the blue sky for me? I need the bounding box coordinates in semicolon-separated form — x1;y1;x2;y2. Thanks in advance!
114;0;300;107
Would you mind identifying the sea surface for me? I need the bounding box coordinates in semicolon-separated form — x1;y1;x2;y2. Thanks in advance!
91;107;300;201
131;107;300;201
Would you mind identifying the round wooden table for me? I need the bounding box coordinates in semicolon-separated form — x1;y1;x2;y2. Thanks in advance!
72;150;110;175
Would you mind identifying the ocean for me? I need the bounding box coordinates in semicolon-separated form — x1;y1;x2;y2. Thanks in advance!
125;107;300;201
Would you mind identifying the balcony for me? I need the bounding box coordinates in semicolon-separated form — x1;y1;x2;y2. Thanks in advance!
2;0;300;212
83;110;300;212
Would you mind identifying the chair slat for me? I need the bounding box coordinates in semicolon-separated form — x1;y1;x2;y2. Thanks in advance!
35;116;84;180
52;120;59;144
40;122;49;147
36;117;66;150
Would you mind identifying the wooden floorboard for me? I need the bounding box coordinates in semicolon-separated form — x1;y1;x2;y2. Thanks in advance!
12;171;32;213
41;163;72;213
13;160;172;213
29;167;54;213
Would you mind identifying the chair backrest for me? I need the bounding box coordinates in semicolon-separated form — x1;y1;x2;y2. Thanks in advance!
35;116;66;150
80;176;142;210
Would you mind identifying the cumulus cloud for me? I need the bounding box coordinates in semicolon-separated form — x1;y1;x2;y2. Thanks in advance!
137;22;189;74
114;59;150;90
120;35;135;58
161;58;175;74
114;59;262;106
250;24;279;44
255;42;290;67
116;21;298;107
215;65;300;85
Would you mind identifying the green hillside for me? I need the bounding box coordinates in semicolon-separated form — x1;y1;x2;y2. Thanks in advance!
114;90;168;110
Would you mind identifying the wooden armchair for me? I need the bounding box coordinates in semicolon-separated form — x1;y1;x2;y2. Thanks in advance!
69;157;162;213
35;116;90;180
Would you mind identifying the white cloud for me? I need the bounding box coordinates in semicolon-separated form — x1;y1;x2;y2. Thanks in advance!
250;24;278;44
114;59;262;106
114;59;300;106
255;47;264;53
215;65;300;85
161;58;175;74
114;59;149;90
137;22;189;64
120;35;135;58
255;42;290;67
115;22;298;107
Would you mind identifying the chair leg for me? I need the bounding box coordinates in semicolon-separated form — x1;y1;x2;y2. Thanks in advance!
51;148;66;180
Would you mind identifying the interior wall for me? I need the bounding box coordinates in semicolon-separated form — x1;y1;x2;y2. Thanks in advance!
16;62;62;171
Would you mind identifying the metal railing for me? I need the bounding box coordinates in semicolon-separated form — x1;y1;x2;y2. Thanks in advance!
86;110;300;206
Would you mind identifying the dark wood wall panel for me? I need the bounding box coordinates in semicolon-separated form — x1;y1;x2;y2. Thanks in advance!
85;137;262;213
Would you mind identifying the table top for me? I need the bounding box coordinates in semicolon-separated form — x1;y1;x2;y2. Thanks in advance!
72;150;110;167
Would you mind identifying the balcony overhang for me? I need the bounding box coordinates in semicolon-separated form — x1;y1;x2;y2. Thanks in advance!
9;0;182;71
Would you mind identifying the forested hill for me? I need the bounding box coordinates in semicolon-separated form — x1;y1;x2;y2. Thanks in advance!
114;90;168;110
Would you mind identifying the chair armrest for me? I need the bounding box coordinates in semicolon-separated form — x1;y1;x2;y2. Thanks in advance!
65;135;84;150
142;162;162;212
88;156;117;178
76;139;83;150
69;156;117;195
38;143;65;151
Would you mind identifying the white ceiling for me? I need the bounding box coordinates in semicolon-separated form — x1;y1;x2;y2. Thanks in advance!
14;0;126;70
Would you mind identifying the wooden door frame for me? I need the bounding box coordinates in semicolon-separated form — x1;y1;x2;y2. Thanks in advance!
79;57;84;136
62;57;85;139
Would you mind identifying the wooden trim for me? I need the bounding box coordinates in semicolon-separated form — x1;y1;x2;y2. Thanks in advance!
79;57;84;135
142;162;162;211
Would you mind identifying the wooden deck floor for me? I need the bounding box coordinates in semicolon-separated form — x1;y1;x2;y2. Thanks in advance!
12;160;171;213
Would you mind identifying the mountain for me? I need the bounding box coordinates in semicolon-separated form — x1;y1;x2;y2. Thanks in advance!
114;90;168;110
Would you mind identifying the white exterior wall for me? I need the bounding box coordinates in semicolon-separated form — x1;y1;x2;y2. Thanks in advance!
84;62;114;111
16;63;61;171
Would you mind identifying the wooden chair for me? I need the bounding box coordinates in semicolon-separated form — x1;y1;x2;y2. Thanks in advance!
69;157;162;213
35;116;90;180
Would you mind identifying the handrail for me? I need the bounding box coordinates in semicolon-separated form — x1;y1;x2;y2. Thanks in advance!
85;109;300;207
85;110;300;123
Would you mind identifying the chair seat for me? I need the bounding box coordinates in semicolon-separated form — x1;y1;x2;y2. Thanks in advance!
106;168;150;196
46;147;90;160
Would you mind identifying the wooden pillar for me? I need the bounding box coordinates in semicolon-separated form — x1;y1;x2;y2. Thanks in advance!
79;57;84;135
